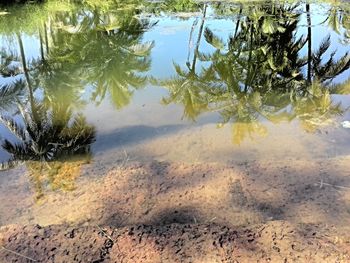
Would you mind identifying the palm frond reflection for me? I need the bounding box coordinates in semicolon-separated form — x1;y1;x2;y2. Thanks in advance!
156;2;350;144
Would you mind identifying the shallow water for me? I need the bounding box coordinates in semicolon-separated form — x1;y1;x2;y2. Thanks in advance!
0;0;350;228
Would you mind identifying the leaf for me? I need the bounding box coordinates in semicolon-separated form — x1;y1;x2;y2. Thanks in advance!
0;115;27;141
197;51;212;61
330;78;350;94
260;45;269;55
204;28;225;50
0;80;25;111
277;26;286;33
127;41;155;56
251;92;262;108
262;17;275;34
328;10;340;34
173;63;188;77
0;159;20;171
267;56;277;70
232;122;267;145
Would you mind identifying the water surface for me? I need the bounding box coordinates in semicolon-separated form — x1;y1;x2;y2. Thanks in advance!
0;0;350;227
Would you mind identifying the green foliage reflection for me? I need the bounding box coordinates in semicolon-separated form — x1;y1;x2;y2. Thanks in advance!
157;2;350;144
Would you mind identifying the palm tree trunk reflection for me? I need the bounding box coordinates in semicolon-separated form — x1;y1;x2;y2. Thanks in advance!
306;3;312;84
191;4;207;73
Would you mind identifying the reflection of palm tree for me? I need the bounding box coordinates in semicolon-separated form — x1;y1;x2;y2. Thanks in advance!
292;82;343;132
0;1;159;199
306;3;312;83
27;156;90;201
0;52;26;112
321;3;350;43
1;32;95;200
210;4;349;137
157;4;211;120
306;4;350;83
87;28;154;109
48;13;155;109
311;36;350;83
2;1;155;112
0;81;25;114
0;99;95;200
195;4;305;126
1;100;95;168
157;2;350;144
149;0;201;16
1;36;94;196
159;63;213;120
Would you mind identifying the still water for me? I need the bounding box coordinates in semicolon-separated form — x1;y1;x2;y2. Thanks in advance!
0;1;350;228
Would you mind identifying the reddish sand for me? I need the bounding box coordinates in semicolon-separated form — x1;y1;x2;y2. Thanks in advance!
1;158;350;262
1;221;350;262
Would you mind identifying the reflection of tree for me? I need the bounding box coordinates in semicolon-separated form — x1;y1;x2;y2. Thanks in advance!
1;0;43;4
1;0;155;110
311;36;350;82
321;2;350;43
156;4;210;120
0;80;25;112
44;7;155;109
148;0;201;16
1;104;94;165
1;30;93;191
0;96;95;200
157;2;350;144
27;157;90;201
1;8;94;200
0;47;95;200
86;27;154;109
0;52;25;112
0;1;156;199
161;0;200;12
292;82;344;132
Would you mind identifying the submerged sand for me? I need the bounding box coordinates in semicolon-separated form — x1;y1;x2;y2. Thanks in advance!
1;158;350;262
